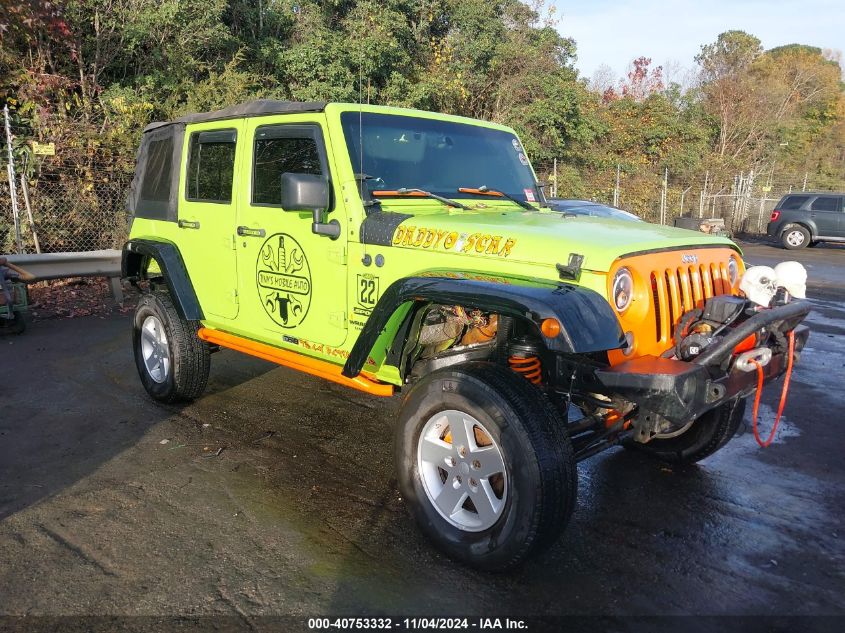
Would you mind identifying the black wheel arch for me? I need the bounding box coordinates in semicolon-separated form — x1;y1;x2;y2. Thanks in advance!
342;270;625;379
122;238;204;321
780;222;816;240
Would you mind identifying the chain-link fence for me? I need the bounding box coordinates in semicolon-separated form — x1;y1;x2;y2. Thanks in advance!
691;173;842;235
3;163;843;255
544;164;844;235
699;192;780;235
1;175;131;254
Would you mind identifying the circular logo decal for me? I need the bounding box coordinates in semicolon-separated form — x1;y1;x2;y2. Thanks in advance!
256;233;312;328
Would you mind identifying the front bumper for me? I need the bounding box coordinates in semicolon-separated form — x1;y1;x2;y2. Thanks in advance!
594;301;811;424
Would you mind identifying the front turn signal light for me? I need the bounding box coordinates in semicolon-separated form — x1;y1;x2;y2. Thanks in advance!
541;318;561;338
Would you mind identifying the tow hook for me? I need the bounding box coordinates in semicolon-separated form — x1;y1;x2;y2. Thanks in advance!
735;347;772;373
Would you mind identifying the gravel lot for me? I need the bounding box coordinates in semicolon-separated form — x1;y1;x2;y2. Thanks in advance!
1;240;843;630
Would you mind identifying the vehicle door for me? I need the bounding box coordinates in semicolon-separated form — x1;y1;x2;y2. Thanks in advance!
177;123;244;320
235;116;348;348
808;195;842;237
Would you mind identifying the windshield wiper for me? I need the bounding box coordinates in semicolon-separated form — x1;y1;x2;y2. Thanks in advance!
457;186;535;211
372;188;469;210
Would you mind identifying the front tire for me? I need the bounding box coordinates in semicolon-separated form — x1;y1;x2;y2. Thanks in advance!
624;398;746;464
395;362;577;570
133;292;210;403
781;226;810;249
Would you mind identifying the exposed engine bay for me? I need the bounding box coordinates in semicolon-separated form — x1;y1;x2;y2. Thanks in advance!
417;306;498;356
410;305;544;386
407;303;626;459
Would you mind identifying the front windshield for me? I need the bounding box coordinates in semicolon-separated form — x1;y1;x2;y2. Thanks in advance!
341;112;538;202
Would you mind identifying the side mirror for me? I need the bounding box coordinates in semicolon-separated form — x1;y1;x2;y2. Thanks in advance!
280;172;328;212
279;172;340;239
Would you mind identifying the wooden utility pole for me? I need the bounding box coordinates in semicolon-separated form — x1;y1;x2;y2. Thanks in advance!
3;104;23;253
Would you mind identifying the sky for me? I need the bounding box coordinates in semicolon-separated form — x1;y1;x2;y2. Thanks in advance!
551;0;845;82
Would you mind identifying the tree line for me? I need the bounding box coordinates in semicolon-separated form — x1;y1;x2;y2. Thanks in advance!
1;0;843;212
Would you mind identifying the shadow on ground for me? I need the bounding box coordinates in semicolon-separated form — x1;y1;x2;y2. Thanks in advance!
0;314;273;520
0;289;843;619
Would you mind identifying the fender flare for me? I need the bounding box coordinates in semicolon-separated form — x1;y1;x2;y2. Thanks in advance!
342;271;625;378
121;238;204;321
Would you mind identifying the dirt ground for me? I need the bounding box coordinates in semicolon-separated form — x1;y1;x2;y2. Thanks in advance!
26;277;139;321
0;240;843;631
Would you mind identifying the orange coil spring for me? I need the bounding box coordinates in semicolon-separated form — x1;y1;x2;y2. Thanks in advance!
509;354;543;385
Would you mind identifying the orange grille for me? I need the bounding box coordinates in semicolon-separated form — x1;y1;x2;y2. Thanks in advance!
608;248;742;363
651;262;733;344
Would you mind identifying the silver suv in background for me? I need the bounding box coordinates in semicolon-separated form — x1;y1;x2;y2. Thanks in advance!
766;192;845;249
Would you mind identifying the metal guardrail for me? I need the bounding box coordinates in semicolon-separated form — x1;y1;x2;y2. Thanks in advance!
6;249;124;302
6;249;121;280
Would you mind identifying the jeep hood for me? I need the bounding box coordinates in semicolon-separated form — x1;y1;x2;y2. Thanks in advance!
384;207;739;272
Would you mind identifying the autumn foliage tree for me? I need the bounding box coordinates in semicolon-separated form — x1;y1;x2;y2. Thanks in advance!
0;2;843;224
694;31;844;184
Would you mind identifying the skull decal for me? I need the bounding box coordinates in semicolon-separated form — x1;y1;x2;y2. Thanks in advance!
774;261;807;299
740;266;778;307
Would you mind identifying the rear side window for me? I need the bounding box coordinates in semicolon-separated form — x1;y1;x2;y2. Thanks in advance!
185;129;237;203
139;137;174;203
810;196;840;212
779;195;808;210
252;125;326;206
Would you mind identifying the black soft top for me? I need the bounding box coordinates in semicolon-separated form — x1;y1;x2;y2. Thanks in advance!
129;100;327;220
143;99;327;132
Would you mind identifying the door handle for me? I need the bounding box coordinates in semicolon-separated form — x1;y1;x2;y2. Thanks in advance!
237;226;266;238
178;219;201;230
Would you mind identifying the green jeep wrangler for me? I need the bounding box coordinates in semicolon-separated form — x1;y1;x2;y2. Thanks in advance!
122;100;809;570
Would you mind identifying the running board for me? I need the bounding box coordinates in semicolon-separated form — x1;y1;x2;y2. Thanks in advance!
196;328;395;397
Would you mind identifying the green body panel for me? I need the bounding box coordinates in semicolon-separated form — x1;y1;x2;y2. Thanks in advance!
378;204;736;272
232;113;348;348
128;103;742;385
177;119;244;320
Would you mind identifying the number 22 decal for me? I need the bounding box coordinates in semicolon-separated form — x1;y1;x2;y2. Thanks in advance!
357;275;379;307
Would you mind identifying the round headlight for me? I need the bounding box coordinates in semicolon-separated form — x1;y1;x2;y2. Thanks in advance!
612;267;634;312
728;256;739;286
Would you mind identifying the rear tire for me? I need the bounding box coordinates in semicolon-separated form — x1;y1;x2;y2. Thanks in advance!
623;398;746;464
395;362;577;570
781;226;810;249
133;292;210;403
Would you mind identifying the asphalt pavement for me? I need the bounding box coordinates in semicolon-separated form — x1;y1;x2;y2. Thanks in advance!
0;240;843;627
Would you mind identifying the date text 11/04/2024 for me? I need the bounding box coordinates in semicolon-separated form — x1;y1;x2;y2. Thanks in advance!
307;617;528;630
